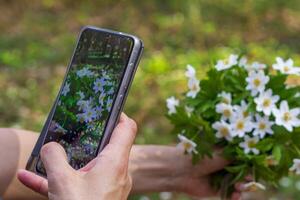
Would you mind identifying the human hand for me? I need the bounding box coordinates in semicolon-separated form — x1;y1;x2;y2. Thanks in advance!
129;146;241;200
17;113;137;200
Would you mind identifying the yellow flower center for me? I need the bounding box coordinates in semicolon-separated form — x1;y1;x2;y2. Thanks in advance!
253;78;261;87
283;112;291;122
183;142;192;150
220;127;229;137
223;109;231;117
259;122;266;130
284;66;290;72
263;99;271;107
247;140;256;148
249;184;259;192
236;121;244;130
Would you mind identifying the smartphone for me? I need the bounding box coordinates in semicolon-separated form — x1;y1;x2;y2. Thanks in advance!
26;26;143;176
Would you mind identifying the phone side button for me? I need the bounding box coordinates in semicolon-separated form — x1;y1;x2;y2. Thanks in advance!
117;94;124;110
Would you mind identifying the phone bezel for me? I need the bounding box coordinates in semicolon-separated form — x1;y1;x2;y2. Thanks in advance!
26;26;143;176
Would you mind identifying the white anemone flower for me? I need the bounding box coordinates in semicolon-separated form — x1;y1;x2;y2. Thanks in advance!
218;91;232;104
216;103;234;120
245;62;266;72
233;100;250;118
239;135;260;154
246;70;270;96
290;159;300;175
254;89;280;116
253;114;274;138
185;64;196;78
61;82;70;96
83;108;97;123
273;100;300;132
186;78;200;98
212;120;233;141
177;134;198;154
272;57;300;75
185;106;194;117
166;96;179;115
231;116;253;138
76;67;94;78
238;57;248;68
242;181;266;192
215;54;238;71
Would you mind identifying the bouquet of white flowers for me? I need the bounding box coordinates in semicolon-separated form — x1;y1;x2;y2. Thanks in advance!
166;54;300;197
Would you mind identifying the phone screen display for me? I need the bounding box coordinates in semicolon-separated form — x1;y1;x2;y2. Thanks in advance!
37;29;134;171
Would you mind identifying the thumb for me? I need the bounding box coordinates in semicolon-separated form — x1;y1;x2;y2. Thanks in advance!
40;142;73;176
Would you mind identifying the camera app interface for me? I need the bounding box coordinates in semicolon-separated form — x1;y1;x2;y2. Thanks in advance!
37;29;133;171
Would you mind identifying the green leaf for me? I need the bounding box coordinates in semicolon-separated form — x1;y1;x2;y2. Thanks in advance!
272;145;282;163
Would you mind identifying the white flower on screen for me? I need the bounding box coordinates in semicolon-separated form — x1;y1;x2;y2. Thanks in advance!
239;135;260;155
83;108;97;123
77;91;85;100
238;57;248;68
289;159;300;175
233;100;250;118
253;114;274;138
215;54;238;71
185;64;196;78
166;96;179;115
216;103;234;120
246;70;270;96
61;82;70;96
99;93;106;105
254;89;279;116
93;78;106;93
231;116;253;138
272;57;300;75
76;67;94;78
212;120;233;141
106;98;113;111
242;181;266;192
273;100;300;132
77;98;93;112
218;91;232;104
177;134;198;154
185;106;194;117
187;78;200;98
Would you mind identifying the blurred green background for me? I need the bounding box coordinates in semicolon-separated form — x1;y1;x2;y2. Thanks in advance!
1;0;300;199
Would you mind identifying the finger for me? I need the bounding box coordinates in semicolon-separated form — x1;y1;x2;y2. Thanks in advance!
196;151;230;174
103;113;137;158
40;142;73;175
79;158;97;172
231;191;241;200
17;169;48;196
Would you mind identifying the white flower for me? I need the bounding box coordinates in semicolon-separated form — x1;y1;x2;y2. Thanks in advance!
77;91;85;100
187;78;200;98
290;158;300;175
185;106;194;117
212;121;233;141
185;64;196;78
273;100;300;132
238;57;248;68
245;62;266;72
177;134;198;154
253;114;274;138
61;82;70;96
242;181;266;192
77;98;93;112
246;70;270;96
272;57;300;75
239;135;260;154
254;89;279;116
231;116;254;138
106;98;113;111
215;54;238;71
216;103;234;120
93;78;106;93
218;91;232;104
233;100;250;118
76;67;94;78
166;96;179;115
99;93;106;105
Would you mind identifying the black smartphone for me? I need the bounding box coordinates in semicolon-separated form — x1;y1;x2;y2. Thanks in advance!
26;26;143;176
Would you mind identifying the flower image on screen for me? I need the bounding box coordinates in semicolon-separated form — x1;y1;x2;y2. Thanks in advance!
37;29;133;171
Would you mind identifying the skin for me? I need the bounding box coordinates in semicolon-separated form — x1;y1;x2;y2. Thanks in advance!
0;115;241;200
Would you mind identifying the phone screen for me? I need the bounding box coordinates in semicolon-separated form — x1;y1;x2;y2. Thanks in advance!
37;28;134;172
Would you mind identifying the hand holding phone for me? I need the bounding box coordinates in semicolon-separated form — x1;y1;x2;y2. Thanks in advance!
26;26;143;175
18;113;137;200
